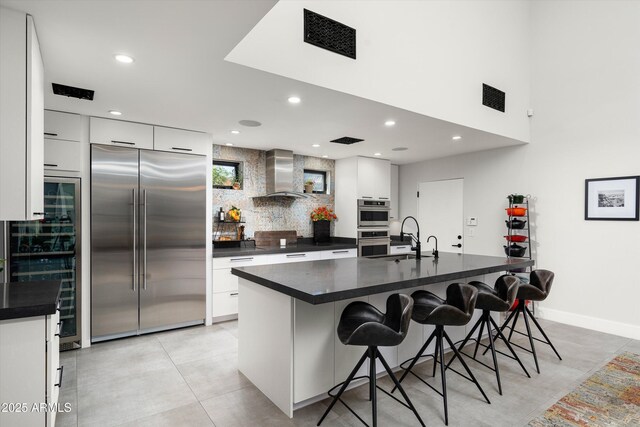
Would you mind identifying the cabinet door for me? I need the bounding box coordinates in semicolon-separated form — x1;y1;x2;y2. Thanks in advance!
44;139;82;172
320;248;357;259
390;245;412;255
357;157;391;200
154;126;211;156
46;312;61;427
90;117;153;149
270;251;322;264
212;290;239;317
212;267;238;293
44;110;81;142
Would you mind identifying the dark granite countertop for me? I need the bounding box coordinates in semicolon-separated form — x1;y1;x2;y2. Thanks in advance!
232;253;534;304
0;280;62;321
213;238;357;258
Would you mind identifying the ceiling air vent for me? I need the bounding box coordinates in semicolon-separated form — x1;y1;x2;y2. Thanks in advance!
304;9;356;60
330;136;364;145
52;83;95;100
482;83;505;112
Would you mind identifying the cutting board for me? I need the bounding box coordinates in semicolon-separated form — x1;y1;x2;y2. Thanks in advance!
254;230;298;247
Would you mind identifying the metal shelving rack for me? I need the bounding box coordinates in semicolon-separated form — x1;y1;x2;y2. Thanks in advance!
505;197;532;271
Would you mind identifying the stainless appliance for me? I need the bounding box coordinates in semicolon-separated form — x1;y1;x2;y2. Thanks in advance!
357;199;391;227
7;176;82;347
254;149;310;198
91;145;206;342
358;229;391;257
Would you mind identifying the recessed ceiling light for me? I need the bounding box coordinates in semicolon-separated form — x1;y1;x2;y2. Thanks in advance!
374;152;382;156
392;147;408;151
322;155;329;158
109;110;122;116
312;144;320;148
231;130;240;134
452;135;462;140
288;96;301;104
225;143;233;146
114;54;134;64
384;120;396;127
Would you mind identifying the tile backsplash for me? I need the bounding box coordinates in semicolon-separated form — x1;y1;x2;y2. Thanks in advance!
212;145;335;239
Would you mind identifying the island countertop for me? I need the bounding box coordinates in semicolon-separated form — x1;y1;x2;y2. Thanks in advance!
231;252;534;304
0;280;62;320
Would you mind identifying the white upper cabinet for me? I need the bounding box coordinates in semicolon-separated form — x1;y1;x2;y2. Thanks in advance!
0;9;44;220
153;126;211;156
44;110;81;142
356;157;391;200
90;117;153;149
44;139;81;172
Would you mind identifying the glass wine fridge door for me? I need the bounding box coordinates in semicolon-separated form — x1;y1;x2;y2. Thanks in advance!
9;177;81;344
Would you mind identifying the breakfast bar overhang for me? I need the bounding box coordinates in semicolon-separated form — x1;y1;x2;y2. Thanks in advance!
231;253;534;417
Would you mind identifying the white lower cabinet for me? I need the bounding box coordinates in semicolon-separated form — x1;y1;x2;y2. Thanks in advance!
0;311;60;427
390;245;412;255
212;248;357;320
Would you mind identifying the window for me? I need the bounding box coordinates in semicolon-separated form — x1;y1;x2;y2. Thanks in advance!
213;161;241;189
304;169;327;194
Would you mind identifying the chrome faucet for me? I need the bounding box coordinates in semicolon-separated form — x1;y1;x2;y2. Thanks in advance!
427;235;439;259
400;216;421;260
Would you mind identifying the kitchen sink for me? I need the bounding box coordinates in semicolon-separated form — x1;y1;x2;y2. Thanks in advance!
367;253;431;261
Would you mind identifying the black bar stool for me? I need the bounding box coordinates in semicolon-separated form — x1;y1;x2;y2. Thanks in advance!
450;275;531;395
493;269;562;373
393;283;490;426
317;294;425;427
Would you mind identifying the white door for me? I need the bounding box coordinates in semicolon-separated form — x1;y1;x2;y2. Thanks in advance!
418;179;464;254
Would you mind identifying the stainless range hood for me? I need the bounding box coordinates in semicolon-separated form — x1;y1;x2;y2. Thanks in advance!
254;149;311;198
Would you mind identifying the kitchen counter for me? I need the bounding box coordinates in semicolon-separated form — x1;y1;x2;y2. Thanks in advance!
212;238;357;258
234;252;534;417
232;252;533;304
0;280;61;320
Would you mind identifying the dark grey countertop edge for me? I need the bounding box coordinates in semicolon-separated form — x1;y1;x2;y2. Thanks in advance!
0;281;62;321
232;258;535;305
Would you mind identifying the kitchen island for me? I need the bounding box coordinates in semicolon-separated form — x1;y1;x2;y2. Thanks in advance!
231;253;533;417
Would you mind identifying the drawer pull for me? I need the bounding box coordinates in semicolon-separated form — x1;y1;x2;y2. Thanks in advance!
55;320;63;337
361;196;373;199
33;212;46;216
171;147;193;152
332;250;349;254
44;132;58;136
54;366;64;388
44;163;59;167
111;140;135;145
395;246;408;250
286;253;306;258
230;257;254;262
229;292;239;296
379;197;389;200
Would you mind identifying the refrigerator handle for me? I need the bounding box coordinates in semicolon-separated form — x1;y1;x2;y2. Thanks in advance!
132;189;137;291
143;189;147;290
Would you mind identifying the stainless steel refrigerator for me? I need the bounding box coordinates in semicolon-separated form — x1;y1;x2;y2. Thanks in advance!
91;144;206;342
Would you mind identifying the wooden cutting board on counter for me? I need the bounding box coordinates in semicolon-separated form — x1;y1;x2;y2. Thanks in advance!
254;230;298;247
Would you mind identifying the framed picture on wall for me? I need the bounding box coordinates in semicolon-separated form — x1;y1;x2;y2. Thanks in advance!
585;176;639;220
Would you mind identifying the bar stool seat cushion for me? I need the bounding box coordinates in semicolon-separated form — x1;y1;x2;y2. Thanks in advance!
337;294;413;347
469;275;520;312
412;284;477;326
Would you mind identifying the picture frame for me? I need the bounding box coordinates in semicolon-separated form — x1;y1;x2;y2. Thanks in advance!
585;176;639;221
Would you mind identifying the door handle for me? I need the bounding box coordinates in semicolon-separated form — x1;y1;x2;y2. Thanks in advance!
132;189;137;291
451;243;462;248
142;189;148;290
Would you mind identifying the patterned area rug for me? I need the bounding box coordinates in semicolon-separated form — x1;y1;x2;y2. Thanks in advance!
528;352;640;426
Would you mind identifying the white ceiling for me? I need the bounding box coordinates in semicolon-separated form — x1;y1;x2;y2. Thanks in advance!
0;0;525;164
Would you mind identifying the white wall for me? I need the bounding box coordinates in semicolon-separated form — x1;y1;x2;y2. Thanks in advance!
399;0;640;339
227;0;531;143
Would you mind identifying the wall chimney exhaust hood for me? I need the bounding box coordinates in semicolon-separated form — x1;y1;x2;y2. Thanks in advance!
254;149;311;198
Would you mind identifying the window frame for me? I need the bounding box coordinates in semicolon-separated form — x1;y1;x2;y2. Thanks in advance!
212;160;240;189
304;169;328;194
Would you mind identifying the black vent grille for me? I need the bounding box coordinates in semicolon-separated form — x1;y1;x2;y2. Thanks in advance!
330;137;364;145
482;84;505;112
304;9;356;60
52;83;94;100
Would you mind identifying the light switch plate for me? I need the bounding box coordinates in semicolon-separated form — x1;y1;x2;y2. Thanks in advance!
467;216;478;226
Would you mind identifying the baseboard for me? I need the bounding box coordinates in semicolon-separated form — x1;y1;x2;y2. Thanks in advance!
537;306;640;340
212;314;238;323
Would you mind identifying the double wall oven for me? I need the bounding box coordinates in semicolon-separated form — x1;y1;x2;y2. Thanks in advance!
357;199;391;257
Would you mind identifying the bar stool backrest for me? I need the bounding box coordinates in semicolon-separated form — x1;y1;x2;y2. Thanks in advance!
496;275;521;307
530;270;555;296
446;283;478;319
385;293;414;338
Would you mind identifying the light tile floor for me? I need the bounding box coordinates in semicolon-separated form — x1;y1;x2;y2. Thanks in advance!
56;318;639;427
